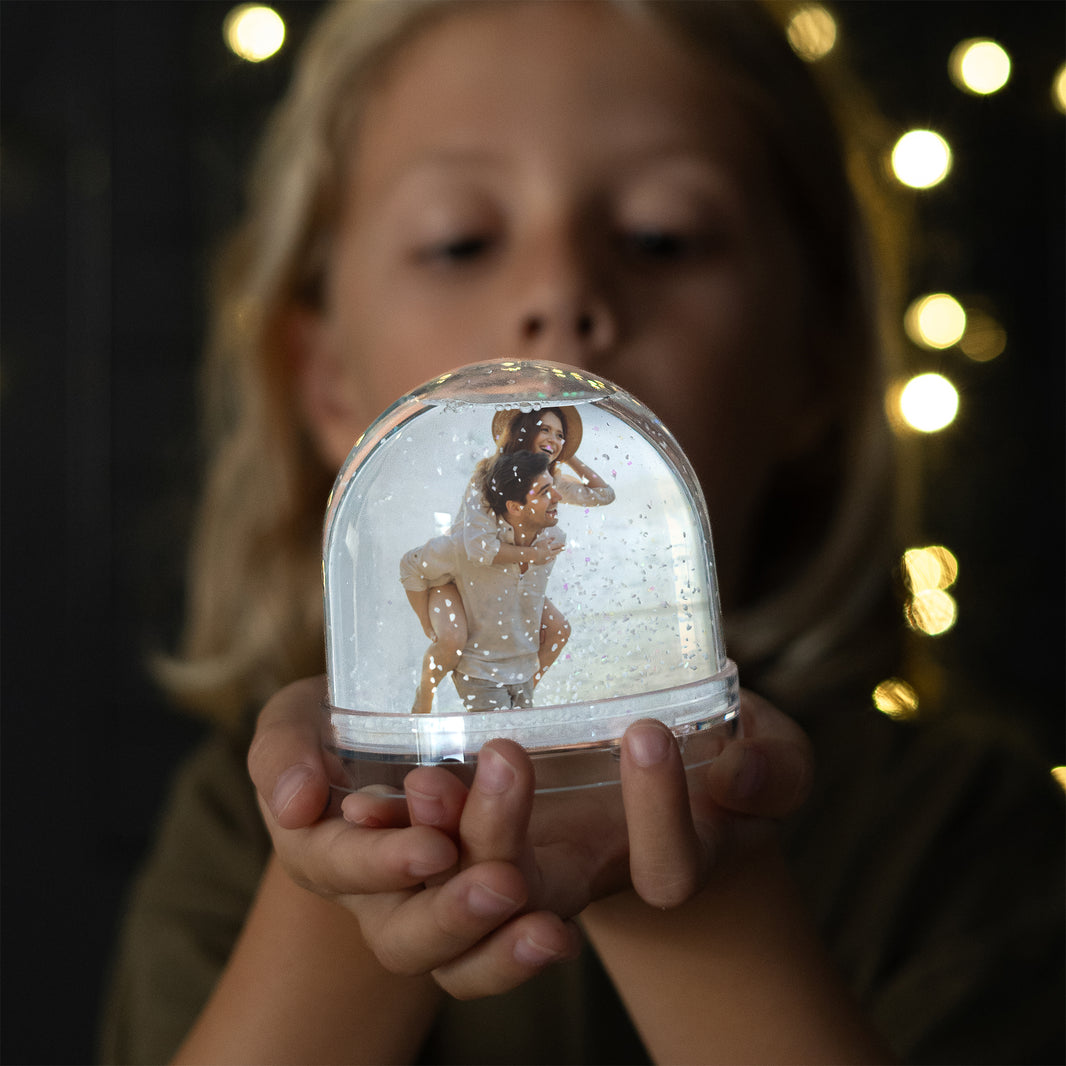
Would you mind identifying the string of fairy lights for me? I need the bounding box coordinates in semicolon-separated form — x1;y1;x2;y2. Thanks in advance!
218;3;1064;779
788;4;1061;734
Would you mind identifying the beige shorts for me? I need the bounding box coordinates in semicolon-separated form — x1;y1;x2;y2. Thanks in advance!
452;672;535;712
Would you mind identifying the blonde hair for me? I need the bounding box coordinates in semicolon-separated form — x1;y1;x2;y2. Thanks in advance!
163;0;906;726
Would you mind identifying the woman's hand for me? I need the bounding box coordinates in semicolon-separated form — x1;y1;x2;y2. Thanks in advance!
247;678;812;998
528;539;565;565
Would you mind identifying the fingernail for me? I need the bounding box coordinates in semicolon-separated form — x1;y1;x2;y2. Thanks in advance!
627;724;671;768
466;881;520;918
271;765;313;818
408;857;451;879
346;812;384;829
732;748;768;801
514;935;563;967
406;787;445;826
476;746;516;795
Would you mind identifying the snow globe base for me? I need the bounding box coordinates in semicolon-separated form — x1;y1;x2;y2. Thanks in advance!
324;669;739;795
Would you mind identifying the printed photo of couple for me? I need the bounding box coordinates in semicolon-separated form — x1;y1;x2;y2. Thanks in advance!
399;407;614;713
325;396;719;720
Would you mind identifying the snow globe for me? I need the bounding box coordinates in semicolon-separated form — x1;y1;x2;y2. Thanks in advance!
322;359;739;794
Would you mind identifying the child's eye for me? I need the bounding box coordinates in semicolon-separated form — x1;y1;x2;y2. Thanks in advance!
622;221;732;266
623;229;698;261
423;234;493;264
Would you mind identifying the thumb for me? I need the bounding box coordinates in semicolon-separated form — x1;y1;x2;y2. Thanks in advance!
247;675;334;829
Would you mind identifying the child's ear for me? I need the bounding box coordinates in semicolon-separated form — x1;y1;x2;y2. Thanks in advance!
283;306;357;468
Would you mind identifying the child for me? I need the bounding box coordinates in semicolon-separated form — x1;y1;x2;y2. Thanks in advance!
102;2;1064;1063
412;406;613;712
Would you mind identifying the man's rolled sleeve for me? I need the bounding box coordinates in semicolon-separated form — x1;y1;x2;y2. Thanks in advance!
398;536;457;592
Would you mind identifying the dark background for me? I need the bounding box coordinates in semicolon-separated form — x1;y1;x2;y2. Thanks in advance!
2;3;1062;1063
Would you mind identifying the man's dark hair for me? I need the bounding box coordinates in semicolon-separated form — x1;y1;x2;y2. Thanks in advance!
482;450;550;516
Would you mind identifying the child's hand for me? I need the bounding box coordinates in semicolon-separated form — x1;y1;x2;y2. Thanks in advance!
248;679;812;998
246;677;581;992
341;692;811;998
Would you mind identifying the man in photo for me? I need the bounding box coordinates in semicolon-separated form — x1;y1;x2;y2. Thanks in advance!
400;450;566;711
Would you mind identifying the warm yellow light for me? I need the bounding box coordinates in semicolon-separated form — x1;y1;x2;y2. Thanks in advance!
873;678;920;720
891;129;952;189
899;373;959;433
786;4;837;62
903;546;958;593
1053;767;1066;791
905;588;958;636
958;308;1007;362
1053;64;1066;115
949;38;1012;95
223;4;285;62
904;293;967;349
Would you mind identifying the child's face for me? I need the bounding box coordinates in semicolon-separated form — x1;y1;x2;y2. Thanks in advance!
300;1;819;599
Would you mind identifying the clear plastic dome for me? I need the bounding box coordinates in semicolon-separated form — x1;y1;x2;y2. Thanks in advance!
323;360;739;792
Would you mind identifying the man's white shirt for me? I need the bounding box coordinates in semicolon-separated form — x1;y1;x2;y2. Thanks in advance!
399;519;566;684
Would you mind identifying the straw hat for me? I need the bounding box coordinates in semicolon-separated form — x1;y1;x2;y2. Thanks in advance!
490;406;583;465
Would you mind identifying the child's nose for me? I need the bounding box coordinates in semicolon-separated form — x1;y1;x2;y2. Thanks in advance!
508;229;619;361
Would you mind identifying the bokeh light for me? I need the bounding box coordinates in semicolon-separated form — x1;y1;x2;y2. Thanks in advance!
1053;767;1066;791
902;546;959;636
905;293;967;349
1053;63;1066;114
891;129;953;189
786;4;837;62
899;373;960;433
959;308;1007;362
905;588;958;636
903;545;959;593
223;4;285;62
873;678;920;720
949;38;1012;95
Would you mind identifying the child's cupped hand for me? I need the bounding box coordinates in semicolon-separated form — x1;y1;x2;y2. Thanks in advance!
247;677;812;998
